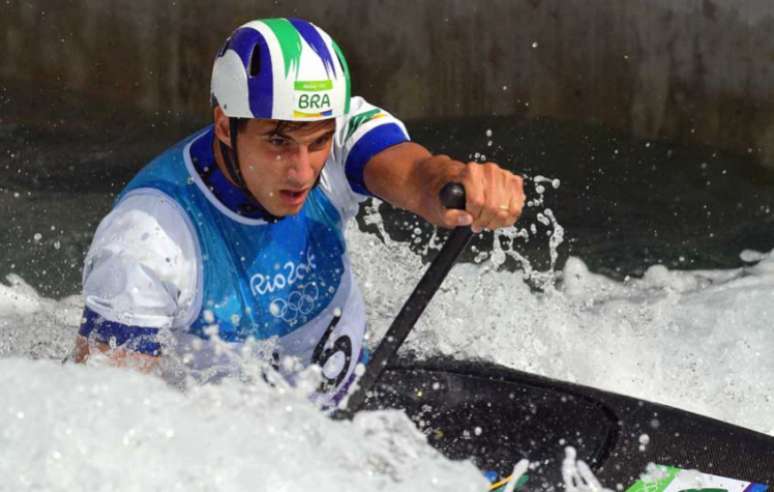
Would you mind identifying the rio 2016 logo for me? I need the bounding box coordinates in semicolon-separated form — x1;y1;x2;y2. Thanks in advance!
268;283;320;324
250;251;317;297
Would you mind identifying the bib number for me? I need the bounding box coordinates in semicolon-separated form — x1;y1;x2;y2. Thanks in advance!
311;313;353;392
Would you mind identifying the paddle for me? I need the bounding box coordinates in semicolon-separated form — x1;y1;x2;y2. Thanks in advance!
333;182;473;419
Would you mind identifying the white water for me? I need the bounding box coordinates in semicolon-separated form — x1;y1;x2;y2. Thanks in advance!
1;188;773;489
0;357;490;491
356;230;774;438
354;191;774;438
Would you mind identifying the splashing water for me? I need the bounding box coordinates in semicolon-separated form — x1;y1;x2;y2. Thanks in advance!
0;357;487;491
0;172;773;490
494;448;609;492
351;176;774;437
561;447;611;492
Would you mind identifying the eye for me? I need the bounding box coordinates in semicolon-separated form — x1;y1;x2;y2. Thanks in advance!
310;133;333;150
268;136;288;147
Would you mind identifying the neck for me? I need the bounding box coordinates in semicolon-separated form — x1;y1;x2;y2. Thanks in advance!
212;137;238;188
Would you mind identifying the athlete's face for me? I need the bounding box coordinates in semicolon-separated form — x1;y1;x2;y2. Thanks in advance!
214;107;335;216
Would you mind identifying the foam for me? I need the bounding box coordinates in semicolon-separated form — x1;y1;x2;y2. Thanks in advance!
0;357;486;491
349;218;774;436
1;185;772;489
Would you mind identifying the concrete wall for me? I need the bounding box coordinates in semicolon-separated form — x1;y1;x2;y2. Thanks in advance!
3;0;774;166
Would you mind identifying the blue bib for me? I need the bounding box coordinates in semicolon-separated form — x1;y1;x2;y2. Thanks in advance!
119;127;367;401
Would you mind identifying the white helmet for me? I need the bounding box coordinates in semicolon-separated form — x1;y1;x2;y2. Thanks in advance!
211;18;351;121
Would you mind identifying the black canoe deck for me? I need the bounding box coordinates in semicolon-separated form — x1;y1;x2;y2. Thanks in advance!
363;358;774;487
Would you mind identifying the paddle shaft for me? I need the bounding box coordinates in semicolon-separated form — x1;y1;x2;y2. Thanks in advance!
334;183;472;419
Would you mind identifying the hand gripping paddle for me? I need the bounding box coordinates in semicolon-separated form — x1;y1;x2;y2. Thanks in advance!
333;182;472;419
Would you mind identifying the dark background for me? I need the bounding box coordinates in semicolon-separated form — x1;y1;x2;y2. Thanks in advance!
1;0;774;298
4;0;774;165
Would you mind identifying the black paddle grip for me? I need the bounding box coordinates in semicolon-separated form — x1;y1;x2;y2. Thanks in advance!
439;182;466;210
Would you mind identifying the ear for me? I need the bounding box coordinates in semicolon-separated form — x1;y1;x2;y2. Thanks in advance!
213;105;231;147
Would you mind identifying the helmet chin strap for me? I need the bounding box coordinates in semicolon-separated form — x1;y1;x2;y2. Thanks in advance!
216;118;281;223
220;118;249;190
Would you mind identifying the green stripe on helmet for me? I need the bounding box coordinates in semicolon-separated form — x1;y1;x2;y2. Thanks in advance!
262;18;302;78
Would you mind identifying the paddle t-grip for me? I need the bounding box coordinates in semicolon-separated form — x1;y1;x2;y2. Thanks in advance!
439;182;466;211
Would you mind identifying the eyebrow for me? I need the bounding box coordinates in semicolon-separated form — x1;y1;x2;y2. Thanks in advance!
265;128;336;142
314;129;336;141
259;126;284;137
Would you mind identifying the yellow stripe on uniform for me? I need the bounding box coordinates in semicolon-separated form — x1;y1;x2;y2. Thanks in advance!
488;475;512;491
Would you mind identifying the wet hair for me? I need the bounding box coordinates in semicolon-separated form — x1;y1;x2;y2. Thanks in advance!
264;119;335;136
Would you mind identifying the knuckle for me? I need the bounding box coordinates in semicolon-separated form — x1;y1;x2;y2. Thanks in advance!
483;162;499;173
464;162;480;174
469;196;485;209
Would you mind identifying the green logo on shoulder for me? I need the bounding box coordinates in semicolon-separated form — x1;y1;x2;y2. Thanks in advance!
345;108;385;140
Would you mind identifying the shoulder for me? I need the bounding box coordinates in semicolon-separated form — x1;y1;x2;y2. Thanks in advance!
335;96;409;149
320;97;411;213
83;189;201;328
91;189;197;259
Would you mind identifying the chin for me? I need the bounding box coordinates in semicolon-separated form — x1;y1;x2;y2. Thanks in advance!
269;201;306;217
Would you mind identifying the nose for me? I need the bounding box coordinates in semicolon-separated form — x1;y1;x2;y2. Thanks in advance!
287;145;314;185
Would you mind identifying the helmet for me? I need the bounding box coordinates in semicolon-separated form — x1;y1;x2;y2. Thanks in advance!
211;18;351;121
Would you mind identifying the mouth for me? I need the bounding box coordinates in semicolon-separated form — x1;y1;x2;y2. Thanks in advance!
278;187;309;206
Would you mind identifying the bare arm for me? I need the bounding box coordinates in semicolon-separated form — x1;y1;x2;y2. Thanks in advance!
363;142;525;232
73;335;161;374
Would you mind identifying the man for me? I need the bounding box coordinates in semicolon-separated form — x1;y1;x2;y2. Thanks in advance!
73;18;524;405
